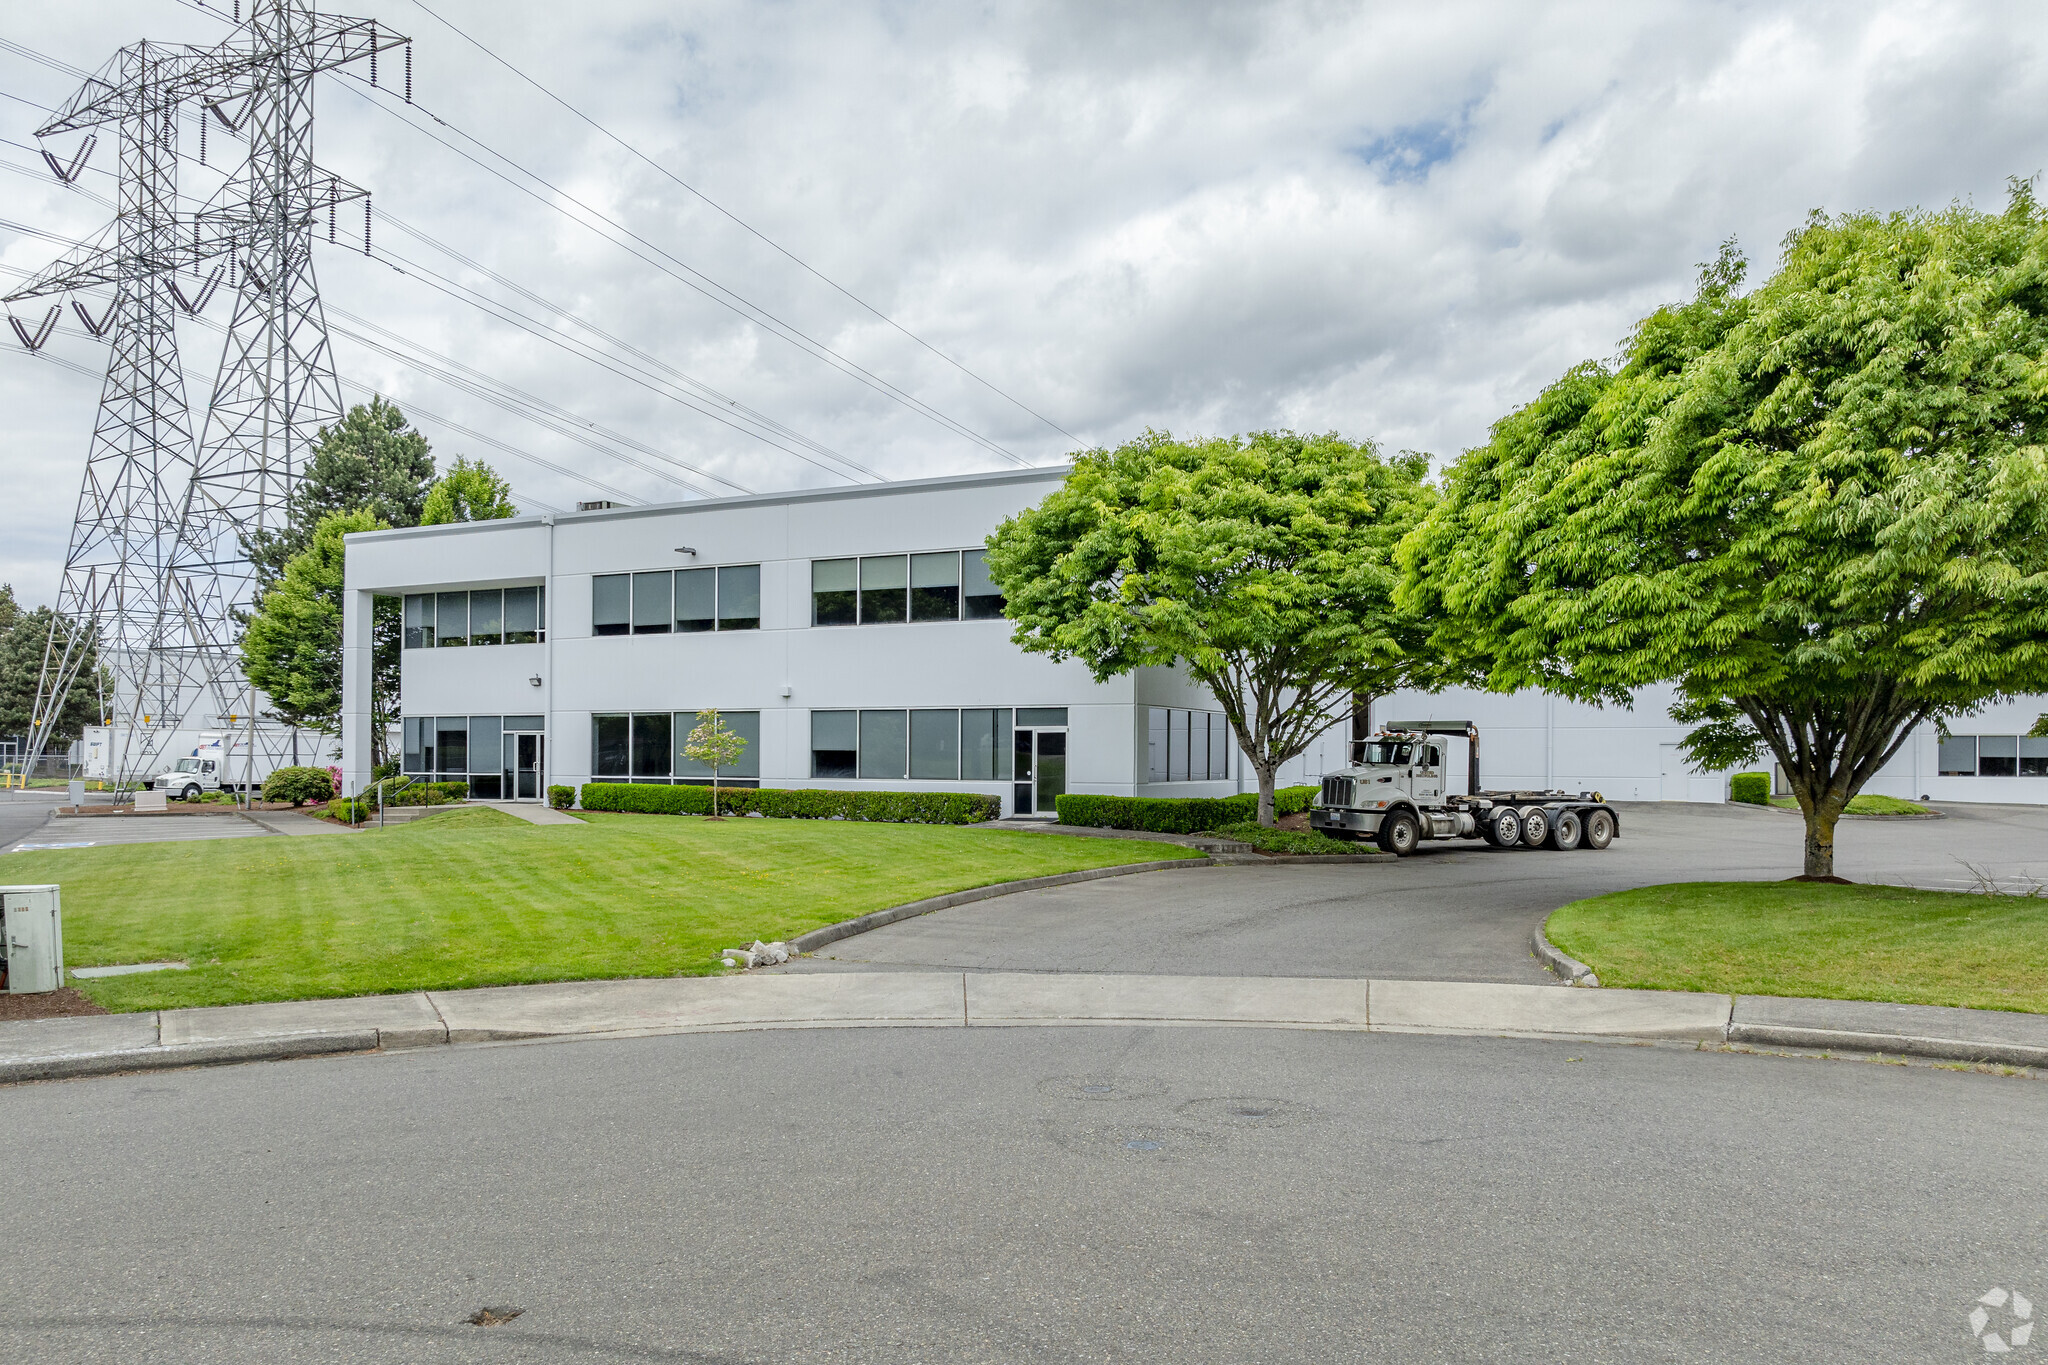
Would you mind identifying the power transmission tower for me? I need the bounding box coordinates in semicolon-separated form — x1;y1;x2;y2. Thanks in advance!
5;1;407;792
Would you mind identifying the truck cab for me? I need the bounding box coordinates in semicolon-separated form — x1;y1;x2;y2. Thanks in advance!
1311;722;1620;857
150;755;222;800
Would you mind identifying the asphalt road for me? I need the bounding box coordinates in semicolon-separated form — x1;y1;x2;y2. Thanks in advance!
0;789;65;855
1;1024;2041;1364
795;801;2048;983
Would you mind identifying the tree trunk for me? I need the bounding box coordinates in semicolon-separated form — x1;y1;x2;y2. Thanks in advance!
1801;799;1843;879
1255;761;1278;827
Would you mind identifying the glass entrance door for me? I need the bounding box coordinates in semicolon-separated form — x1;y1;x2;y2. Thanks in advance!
507;732;544;800
1010;728;1067;815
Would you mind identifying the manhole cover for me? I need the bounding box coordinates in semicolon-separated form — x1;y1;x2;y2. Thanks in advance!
1174;1096;1314;1129
468;1307;524;1327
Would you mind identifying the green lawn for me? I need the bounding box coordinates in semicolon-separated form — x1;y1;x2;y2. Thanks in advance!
1765;793;1930;815
1547;881;2048;1014
4;808;1198;1012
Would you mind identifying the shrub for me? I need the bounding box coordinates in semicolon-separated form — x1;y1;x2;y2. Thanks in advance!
1730;772;1770;806
1273;784;1318;817
578;783;1001;825
370;759;401;781
1204;820;1370;856
548;784;575;810
263;765;335;807
1054;785;1319;831
327;797;370;824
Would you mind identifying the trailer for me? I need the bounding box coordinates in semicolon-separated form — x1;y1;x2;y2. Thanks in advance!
1309;720;1621;857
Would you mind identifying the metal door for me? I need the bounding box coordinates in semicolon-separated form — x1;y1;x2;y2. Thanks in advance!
509;733;543;800
1659;743;1688;801
1010;729;1068;815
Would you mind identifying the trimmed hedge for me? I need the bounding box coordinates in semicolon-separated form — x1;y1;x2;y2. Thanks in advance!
548;784;575;810
262;766;334;807
1053;784;1319;833
579;783;1001;825
1730;772;1770;805
379;779;469;807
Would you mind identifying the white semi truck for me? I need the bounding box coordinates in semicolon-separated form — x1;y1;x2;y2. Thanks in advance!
1309;720;1621;857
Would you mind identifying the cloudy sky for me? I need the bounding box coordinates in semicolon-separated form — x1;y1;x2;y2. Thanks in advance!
3;0;2045;606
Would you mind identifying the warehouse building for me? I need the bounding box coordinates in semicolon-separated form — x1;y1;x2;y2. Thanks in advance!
340;467;2048;811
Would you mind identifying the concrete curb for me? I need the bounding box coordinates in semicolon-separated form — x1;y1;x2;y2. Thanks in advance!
0;1028;379;1085
1531;923;1600;987
1724;1023;2048;1068
788;857;1214;953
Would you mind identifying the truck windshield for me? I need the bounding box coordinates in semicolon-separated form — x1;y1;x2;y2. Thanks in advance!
1357;742;1414;766
174;759;199;772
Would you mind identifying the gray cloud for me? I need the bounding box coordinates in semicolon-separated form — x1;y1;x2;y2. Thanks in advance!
3;0;2045;604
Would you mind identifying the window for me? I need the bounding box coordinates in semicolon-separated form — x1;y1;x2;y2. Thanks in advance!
436;592;468;646
1937;735;1976;777
718;564;761;631
675;710;761;781
860;555;908;624
593;714;631;777
962;708;1013;780
1147;708;1167;782
963;549;1004;620
632;571;672;634
1169;709;1188;782
2023;737;2048;777
404;594;435;649
674;567;715;633
505;585;545;644
860;709;908;778
468;589;504;647
469;716;504;798
911;709;960;779
1979;734;2019;777
1016;707;1067;727
812;559;857;626
911;552;960;622
632;713;673;778
593;575;630;636
436;716;468;775
1210;715;1230;780
811;710;858;778
1146;707;1229;782
404;716;429;773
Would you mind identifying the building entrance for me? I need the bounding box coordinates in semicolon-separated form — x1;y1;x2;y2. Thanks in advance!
507;732;544;801
1011;725;1067;815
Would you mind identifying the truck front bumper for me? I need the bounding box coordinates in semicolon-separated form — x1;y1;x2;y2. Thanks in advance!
1310;808;1383;836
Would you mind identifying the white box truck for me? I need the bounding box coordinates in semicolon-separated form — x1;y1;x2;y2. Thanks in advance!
144;733;281;799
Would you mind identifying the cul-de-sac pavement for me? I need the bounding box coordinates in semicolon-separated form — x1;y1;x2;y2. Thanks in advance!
4;801;2045;1365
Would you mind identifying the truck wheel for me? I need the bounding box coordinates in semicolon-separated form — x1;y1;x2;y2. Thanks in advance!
1584;809;1615;850
1376;810;1422;857
181;784;201;801
1547;810;1582;850
1519;807;1550;847
1484;807;1522;847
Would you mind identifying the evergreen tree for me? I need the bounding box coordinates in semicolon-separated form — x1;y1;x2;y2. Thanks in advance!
420;456;517;524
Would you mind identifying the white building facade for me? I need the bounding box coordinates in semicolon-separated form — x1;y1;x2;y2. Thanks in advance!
341;467;2048;811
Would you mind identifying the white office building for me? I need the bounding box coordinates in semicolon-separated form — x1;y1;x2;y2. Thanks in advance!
340;466;2048;811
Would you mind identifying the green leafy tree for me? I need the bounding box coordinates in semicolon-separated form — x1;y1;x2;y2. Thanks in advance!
0;585;107;748
986;429;1440;826
684;709;751;816
241;510;387;758
1398;191;2048;879
421;456;517;525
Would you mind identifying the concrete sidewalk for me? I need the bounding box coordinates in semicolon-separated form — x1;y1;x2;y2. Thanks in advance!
4;971;2043;1084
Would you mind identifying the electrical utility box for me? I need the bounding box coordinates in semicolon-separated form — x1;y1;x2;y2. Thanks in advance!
1;885;63;994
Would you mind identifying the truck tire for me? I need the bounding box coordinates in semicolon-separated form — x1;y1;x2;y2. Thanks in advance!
1584;808;1615;850
1518;807;1550;847
1376;809;1422;857
1483;807;1521;847
1546;809;1582;850
180;784;201;801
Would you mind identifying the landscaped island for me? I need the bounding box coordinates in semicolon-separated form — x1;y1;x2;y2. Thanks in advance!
10;808;1199;1012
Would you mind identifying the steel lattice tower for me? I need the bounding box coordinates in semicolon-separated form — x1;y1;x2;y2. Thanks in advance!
6;1;406;788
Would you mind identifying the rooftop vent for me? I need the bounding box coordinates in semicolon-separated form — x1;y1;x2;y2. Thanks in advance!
576;500;624;511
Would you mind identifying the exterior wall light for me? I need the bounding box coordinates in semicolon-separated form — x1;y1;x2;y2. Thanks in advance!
674;546;697;556
529;674;543;687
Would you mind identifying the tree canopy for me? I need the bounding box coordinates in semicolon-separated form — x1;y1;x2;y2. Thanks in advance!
1398;189;2048;877
421;456;517;525
245;397;436;597
0;584;104;745
242;509;385;744
985;429;1438;824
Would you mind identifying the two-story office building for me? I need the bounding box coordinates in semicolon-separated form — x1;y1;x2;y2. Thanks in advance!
341;465;2048;811
340;467;1241;813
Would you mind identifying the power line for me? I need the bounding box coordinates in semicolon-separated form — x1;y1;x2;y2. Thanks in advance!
329;69;1038;469
403;0;1082;448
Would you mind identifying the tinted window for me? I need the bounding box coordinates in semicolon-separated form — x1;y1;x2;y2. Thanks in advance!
813;559;856;626
1017;707;1067;727
469;589;504;646
436;592;468;646
633;713;672;777
674;567;715;633
1980;734;2018;777
1937;734;1976;777
860;710;908;778
910;709;960;779
470;716;503;779
593;714;630;776
675;710;761;779
505;586;542;644
962;709;1012;781
593;575;630;636
1147;707;1167;783
811;709;857;778
2023;736;2048;777
910;552;959;622
718;564;761;631
860;556;908;624
436;716;468;774
403;593;434;649
632;571;672;634
404;715;427;773
962;549;1004;620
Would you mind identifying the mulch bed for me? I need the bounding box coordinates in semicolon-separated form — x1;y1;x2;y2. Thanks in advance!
0;986;111;1021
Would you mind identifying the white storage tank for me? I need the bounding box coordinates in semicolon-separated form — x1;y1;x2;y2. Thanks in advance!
1;885;64;994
